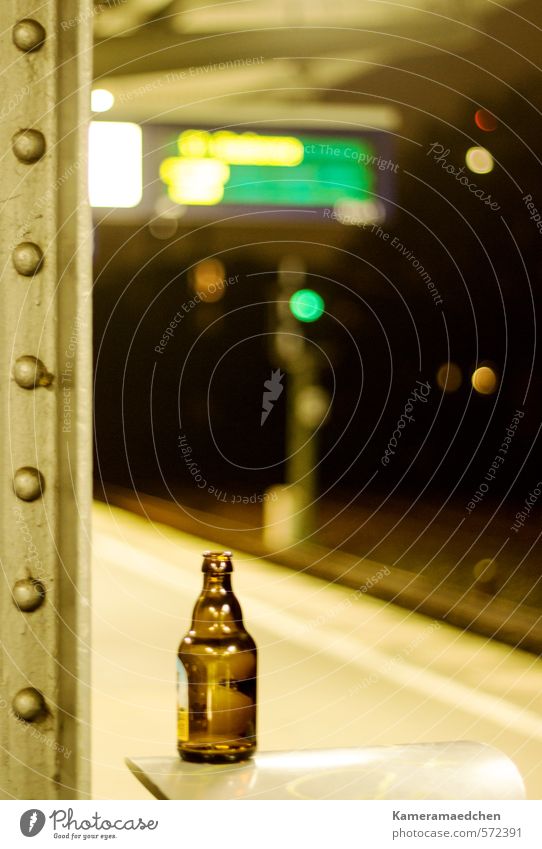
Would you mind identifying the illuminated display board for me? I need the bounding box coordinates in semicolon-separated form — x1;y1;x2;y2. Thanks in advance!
158;129;376;209
90;122;395;225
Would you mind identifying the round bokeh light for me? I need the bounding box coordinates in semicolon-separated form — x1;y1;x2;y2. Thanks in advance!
474;109;498;132
465;146;494;174
289;289;325;323
91;88;115;113
436;362;462;393
472;366;498;395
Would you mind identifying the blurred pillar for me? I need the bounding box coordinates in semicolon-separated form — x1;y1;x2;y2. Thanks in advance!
0;2;93;798
285;351;319;540
264;256;328;546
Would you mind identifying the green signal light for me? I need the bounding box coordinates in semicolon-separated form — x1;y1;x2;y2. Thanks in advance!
289;289;325;323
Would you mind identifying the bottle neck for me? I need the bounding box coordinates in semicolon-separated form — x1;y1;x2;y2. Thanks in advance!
203;573;233;592
190;573;245;634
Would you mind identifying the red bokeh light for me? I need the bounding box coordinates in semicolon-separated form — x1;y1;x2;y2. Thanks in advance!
475;109;498;132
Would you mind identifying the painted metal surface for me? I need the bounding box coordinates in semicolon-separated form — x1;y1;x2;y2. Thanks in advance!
0;1;92;799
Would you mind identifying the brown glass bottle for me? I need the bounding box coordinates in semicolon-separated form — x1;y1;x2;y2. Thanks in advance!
177;551;257;763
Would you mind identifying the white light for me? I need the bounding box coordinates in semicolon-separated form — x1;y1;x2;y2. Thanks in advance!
88;122;142;208
333;198;386;226
91;88;115;113
256;749;375;771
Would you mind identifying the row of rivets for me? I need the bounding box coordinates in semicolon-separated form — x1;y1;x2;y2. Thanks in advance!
10;19;49;720
11;21;48;497
12;32;46;289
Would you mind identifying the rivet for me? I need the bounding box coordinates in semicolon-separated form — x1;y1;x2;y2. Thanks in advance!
12;242;43;276
12;578;46;612
13;467;45;502
13;356;53;389
12;19;46;52
12;129;46;163
12;688;46;722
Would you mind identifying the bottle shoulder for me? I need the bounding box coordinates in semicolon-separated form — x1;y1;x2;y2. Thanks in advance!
191;590;243;619
178;629;256;653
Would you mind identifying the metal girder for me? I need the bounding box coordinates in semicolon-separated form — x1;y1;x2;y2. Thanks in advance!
0;2;93;799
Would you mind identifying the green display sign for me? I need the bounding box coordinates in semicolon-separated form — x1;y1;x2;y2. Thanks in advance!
159;129;376;208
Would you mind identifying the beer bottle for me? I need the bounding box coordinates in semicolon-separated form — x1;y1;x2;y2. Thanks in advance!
177;551;257;763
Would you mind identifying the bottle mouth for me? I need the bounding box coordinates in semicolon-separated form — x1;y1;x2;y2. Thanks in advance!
202;551;233;572
202;551;232;559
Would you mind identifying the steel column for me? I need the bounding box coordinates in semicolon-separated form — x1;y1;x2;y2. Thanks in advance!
0;1;92;799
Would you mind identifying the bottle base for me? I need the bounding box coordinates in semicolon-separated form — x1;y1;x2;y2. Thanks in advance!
178;744;256;765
